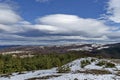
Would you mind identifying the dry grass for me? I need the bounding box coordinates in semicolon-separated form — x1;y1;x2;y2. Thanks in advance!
116;71;120;76
75;69;112;75
109;59;120;64
27;75;61;80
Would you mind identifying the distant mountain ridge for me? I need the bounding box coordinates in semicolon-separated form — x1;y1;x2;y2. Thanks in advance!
94;43;120;58
0;43;120;58
0;45;20;49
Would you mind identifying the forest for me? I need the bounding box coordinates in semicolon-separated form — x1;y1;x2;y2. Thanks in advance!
0;52;99;74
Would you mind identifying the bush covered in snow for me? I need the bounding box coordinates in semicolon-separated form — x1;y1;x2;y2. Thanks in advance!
96;61;106;66
96;60;115;68
105;62;115;68
57;65;71;73
91;58;96;62
80;60;91;68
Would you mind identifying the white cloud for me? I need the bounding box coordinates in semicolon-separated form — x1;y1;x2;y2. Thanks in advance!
0;3;22;24
106;0;120;23
36;14;110;37
34;24;58;32
0;3;31;33
0;2;120;45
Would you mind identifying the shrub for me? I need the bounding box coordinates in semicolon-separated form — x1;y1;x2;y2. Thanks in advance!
74;78;78;80
116;71;120;76
96;61;115;68
105;62;115;68
80;60;91;68
77;69;111;74
57;65;71;73
91;58;96;62
96;61;106;66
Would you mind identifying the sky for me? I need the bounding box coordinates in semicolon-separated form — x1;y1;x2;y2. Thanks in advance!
0;0;120;45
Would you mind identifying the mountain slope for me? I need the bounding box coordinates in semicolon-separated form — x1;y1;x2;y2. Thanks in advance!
0;57;120;80
94;43;120;58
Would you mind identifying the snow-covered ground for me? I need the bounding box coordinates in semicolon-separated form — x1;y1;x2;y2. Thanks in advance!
1;51;29;55
0;57;120;80
68;46;93;51
68;44;109;51
49;73;119;80
0;68;57;80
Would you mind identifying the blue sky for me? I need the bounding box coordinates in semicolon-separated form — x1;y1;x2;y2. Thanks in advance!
17;0;106;22
0;0;120;45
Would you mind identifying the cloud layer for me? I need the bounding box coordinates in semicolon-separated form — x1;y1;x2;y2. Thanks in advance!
0;0;120;45
106;0;120;23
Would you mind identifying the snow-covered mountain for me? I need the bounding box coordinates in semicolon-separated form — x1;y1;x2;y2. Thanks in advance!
0;43;120;58
0;43;110;54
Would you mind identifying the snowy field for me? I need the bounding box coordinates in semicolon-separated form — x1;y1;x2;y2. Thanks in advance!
0;57;120;80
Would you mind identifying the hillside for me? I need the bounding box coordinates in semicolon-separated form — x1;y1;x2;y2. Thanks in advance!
0;43;120;80
0;57;120;80
94;43;120;58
